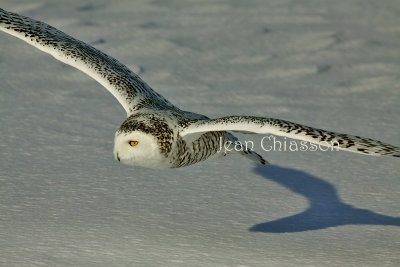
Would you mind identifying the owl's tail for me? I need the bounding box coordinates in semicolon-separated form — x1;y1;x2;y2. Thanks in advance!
225;132;270;166
240;149;270;166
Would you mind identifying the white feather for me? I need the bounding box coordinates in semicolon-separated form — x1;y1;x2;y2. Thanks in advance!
180;116;400;157
0;8;174;115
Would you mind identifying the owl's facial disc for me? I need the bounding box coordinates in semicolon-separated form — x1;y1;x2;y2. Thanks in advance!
116;140;139;161
113;130;169;169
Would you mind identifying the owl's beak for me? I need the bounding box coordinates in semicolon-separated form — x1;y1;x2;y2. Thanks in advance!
116;153;121;162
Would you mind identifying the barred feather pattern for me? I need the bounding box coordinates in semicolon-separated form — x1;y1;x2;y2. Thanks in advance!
0;8;174;114
181;116;400;157
1;8;398;169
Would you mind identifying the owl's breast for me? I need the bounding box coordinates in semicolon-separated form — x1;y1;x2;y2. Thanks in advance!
170;131;228;168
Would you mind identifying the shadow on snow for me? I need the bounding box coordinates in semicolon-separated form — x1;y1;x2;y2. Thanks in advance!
250;165;400;233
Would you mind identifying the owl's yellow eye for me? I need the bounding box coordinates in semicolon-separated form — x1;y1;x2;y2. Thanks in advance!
129;141;139;147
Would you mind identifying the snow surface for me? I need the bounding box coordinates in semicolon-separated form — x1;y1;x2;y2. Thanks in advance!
1;0;399;266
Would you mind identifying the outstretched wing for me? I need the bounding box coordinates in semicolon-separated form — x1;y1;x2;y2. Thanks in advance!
0;8;174;115
180;116;400;157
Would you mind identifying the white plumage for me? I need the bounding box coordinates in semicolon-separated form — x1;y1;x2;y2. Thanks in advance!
0;8;399;169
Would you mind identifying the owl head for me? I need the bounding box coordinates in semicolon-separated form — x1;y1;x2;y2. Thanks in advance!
113;114;175;169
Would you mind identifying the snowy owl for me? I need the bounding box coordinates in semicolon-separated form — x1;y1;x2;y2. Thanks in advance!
1;8;399;169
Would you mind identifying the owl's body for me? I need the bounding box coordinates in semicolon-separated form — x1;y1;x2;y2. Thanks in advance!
115;110;262;168
115;110;228;168
0;8;399;169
